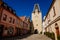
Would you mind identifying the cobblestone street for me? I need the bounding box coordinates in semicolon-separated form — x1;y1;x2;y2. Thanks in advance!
0;34;52;40
20;34;52;40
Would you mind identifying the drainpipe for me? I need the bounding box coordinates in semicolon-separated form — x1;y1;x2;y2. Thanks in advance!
0;0;3;22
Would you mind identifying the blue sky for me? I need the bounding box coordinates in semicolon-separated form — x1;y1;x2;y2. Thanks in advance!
3;0;52;20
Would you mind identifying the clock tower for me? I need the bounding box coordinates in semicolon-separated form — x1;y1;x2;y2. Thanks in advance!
32;4;42;33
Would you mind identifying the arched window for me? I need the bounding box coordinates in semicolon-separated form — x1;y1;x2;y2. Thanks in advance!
53;6;56;17
55;23;58;26
55;23;59;35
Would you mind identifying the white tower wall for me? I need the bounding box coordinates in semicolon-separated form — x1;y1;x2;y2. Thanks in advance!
32;4;42;33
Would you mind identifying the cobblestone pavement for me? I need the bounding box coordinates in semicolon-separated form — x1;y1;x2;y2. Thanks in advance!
19;34;52;40
0;34;32;40
0;34;52;40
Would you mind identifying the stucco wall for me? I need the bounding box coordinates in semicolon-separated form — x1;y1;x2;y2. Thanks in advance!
32;12;42;33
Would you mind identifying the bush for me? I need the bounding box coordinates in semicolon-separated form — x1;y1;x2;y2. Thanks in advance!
44;32;55;40
57;35;60;40
40;31;42;34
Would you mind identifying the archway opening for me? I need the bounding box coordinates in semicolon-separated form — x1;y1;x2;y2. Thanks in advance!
34;29;38;34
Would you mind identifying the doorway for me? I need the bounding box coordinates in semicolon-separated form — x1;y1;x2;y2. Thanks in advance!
55;23;59;35
34;29;38;34
0;24;4;36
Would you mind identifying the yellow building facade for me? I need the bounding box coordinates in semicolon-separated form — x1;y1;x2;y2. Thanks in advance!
44;0;60;40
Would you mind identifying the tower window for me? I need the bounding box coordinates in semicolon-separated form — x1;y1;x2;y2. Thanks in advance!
36;24;38;26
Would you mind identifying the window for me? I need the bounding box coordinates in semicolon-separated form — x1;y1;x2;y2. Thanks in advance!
4;4;7;8
7;26;14;35
55;23;58;26
16;20;18;24
36;24;38;26
20;21;23;27
53;6;56;17
23;22;27;28
13;19;15;24
13;11;16;14
55;23;59;27
4;27;7;30
24;18;27;22
35;15;38;18
9;17;12;23
9;8;12;12
3;14;7;21
48;14;50;24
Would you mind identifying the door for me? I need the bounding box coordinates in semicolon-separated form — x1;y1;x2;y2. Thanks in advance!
55;27;59;36
0;25;4;36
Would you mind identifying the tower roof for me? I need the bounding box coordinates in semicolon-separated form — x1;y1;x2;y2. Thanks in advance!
33;3;40;13
35;4;39;9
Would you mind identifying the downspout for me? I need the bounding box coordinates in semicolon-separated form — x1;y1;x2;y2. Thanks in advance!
0;1;3;22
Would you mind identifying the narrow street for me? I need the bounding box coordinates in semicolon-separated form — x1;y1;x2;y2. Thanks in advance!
0;34;52;40
19;34;52;40
0;0;60;40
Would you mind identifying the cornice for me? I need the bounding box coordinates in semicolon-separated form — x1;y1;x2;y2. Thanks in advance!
45;0;56;21
45;16;60;28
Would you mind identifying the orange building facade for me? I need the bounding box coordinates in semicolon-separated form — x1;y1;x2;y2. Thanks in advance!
0;0;30;36
20;16;30;34
0;1;20;36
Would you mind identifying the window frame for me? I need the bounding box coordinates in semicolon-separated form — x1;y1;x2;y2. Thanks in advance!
3;14;7;21
53;6;56;17
9;17;12;23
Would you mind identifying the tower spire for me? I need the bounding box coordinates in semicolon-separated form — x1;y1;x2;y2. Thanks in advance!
33;3;40;13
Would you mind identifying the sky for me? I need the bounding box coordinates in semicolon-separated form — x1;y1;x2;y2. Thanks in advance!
3;0;52;20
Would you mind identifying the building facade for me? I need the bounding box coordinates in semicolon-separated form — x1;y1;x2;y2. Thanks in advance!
42;16;46;35
20;16;31;34
0;0;31;36
44;0;60;40
32;4;42;33
0;1;21;36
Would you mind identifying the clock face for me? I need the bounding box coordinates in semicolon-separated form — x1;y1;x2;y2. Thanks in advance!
35;15;38;18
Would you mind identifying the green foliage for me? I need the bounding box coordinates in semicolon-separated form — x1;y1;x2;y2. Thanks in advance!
44;32;55;40
44;32;60;40
40;31;42;34
57;35;60;40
